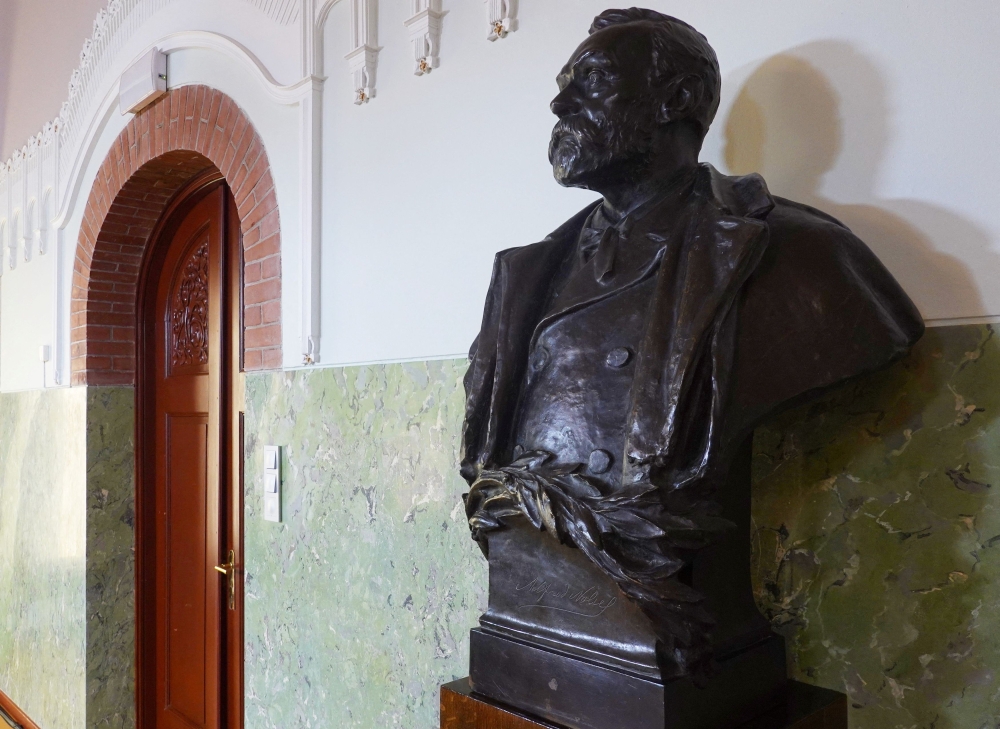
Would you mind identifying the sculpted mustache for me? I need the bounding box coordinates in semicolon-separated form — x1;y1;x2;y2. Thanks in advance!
551;118;608;146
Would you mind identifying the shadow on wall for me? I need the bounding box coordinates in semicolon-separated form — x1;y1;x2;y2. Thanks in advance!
731;42;1000;729
722;41;992;323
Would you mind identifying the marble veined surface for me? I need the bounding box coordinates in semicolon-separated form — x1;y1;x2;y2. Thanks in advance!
243;360;487;729
0;388;87;729
753;325;1000;729
243;325;1000;729
85;387;136;729
4;324;999;729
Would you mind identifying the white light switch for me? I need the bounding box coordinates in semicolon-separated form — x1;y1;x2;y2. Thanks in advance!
264;496;280;522
263;445;281;523
264;446;279;471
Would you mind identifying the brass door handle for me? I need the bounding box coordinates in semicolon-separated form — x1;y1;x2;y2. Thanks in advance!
214;549;236;610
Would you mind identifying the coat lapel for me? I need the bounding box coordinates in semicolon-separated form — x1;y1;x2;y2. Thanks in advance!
533;234;668;335
462;204;595;474
625;166;774;480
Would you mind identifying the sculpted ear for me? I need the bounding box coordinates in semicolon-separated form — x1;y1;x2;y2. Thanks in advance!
656;75;703;125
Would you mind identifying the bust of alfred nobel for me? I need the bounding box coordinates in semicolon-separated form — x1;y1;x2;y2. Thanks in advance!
460;8;923;728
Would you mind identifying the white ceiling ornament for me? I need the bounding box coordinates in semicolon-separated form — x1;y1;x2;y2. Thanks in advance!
345;0;379;104
79;39;95;68
404;0;445;76
92;8;109;40
485;0;517;41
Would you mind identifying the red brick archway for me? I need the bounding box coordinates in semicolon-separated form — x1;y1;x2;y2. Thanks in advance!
72;84;282;385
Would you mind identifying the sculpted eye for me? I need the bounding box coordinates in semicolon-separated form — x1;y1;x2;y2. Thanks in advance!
586;69;606;84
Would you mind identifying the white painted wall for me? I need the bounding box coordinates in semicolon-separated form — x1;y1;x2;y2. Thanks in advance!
319;0;600;365
1;0;999;388
319;0;1000;365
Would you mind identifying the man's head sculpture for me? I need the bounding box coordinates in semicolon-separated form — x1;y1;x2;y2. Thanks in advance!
459;8;923;728
549;9;721;194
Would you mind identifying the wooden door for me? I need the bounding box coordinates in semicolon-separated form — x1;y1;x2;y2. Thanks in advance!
139;176;243;729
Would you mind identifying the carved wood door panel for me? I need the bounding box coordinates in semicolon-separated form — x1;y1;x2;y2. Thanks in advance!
142;180;243;729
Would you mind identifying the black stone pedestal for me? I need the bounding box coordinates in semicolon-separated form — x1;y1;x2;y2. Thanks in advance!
469;628;788;729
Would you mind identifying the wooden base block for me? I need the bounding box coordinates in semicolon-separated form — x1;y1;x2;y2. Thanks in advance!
441;678;846;729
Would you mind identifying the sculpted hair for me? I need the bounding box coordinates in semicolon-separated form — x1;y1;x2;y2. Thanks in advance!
590;8;721;138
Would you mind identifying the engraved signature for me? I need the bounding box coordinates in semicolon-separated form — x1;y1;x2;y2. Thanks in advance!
514;577;618;617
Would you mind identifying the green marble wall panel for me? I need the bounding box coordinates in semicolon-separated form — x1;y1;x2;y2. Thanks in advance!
752;325;1000;728
243;361;487;729
0;388;87;729
85;387;136;729
244;326;1000;729
5;324;1000;729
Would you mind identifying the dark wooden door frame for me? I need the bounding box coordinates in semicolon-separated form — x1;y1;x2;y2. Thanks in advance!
135;168;244;729
0;686;41;729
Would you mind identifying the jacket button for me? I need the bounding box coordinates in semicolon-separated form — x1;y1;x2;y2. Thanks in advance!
531;347;550;371
588;449;612;474
606;347;631;368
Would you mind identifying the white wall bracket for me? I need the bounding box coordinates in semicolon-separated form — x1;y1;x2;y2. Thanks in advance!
404;0;445;76
346;0;379;104
485;0;518;41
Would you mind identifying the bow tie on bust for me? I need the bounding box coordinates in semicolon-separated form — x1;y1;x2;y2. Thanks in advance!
579;170;701;284
579;209;634;284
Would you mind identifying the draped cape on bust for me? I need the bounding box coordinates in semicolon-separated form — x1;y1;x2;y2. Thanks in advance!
460;164;924;676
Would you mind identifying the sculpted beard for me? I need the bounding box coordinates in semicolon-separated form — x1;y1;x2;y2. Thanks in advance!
549;103;657;188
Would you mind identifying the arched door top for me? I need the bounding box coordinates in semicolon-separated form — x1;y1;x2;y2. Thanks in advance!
73;85;282;386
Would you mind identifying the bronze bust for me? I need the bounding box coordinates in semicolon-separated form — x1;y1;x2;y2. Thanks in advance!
460;9;922;729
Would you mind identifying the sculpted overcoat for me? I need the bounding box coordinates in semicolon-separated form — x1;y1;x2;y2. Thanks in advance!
462;164;922;482
460;164;924;671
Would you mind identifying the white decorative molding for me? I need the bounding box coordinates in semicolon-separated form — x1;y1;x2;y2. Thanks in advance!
51;226;65;384
157;32;322;104
8;212;18;270
298;60;324;364
404;0;444;76
35;189;52;256
0;220;6;277
23;199;35;262
314;0;341;76
485;0;518;41
242;0;300;25
345;0;379;104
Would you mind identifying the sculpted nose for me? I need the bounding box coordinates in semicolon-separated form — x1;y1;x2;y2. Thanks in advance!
550;87;578;118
